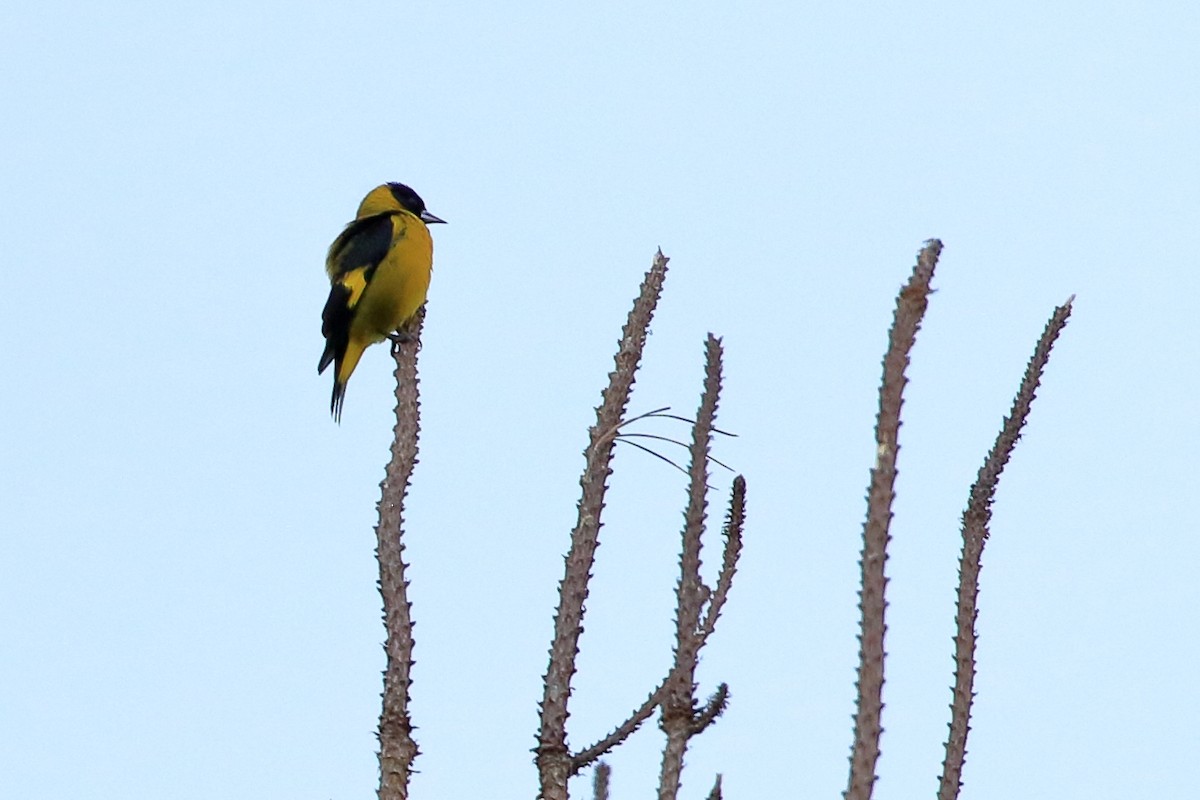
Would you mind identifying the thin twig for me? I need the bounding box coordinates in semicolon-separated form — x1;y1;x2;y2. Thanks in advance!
617;432;736;472
845;240;942;800
706;774;724;800
616;431;694;449
618;406;674;427
938;296;1074;800
632;409;739;439
376;308;426;800
615;436;691;475
536;251;670;800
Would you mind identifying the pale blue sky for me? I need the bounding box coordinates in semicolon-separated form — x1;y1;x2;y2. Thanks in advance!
3;1;1198;798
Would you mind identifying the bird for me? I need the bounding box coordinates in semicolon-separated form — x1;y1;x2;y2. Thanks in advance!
318;182;446;421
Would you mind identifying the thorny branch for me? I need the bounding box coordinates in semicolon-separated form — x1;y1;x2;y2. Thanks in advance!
659;336;745;800
938;296;1074;800
376;308;426;800
845;240;942;800
536;251;670;800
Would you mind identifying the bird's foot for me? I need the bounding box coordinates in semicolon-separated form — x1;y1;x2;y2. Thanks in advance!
389;330;422;355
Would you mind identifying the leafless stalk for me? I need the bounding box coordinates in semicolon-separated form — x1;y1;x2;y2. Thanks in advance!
570;683;665;774
571;478;741;781
592;762;611;800
375;308;426;800
536;251;670;800
700;478;745;642
845;240;942;800
706;774;724;800
691;683;730;735
938;296;1074;800
659;336;744;800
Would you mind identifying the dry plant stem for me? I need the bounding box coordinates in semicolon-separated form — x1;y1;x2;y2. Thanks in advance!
573;489;740;782
536;250;670;800
845;240;942;800
658;335;724;800
937;296;1074;800
573;488;741;781
706;774;724;800
376;309;426;800
691;682;730;735
571;683;665;774
592;762;611;800
700;476;745;641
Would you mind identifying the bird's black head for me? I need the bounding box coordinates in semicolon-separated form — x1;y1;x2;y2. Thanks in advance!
387;181;446;225
386;182;427;216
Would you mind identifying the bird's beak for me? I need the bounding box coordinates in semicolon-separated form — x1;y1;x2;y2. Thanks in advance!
421;210;447;225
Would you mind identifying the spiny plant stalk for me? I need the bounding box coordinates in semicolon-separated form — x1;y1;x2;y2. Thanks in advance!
592;762;611;800
845;240;942;800
536;251;670;800
567;469;743;780
376;309;426;800
938;296;1074;800
659;336;744;800
570;684;665;775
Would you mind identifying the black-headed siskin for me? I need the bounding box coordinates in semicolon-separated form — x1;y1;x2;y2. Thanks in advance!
317;182;445;421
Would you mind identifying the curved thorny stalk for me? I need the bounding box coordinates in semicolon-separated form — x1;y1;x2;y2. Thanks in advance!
937;295;1074;800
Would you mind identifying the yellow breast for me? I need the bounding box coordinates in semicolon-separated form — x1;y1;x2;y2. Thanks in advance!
350;213;434;342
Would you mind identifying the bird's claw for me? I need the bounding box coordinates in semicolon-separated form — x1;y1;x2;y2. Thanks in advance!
388;329;422;355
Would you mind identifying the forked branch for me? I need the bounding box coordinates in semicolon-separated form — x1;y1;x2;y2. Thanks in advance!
659;336;745;800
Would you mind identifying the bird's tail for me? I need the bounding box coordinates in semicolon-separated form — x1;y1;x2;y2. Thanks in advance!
326;340;367;423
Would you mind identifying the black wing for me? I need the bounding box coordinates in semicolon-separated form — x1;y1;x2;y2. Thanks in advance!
318;213;395;376
325;212;395;280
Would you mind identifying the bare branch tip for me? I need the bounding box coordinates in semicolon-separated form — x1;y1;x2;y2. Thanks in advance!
592;761;611;800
